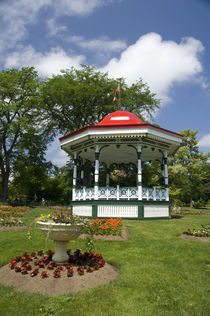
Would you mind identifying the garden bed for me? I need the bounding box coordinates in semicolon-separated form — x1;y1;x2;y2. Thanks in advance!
179;234;210;242
80;225;129;241
0;262;119;294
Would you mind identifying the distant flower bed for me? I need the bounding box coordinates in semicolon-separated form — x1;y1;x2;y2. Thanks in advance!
48;206;71;212
8;248;105;278
183;224;210;237
90;218;123;236
0;208;26;227
172;209;203;215
0;206;28;212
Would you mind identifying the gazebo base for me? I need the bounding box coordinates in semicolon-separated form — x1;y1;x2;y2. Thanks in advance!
71;200;171;220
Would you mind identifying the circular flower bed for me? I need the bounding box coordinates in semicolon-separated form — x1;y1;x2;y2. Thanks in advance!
8;248;105;279
183;224;210;237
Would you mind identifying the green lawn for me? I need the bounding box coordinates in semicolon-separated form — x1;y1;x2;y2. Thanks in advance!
0;209;210;316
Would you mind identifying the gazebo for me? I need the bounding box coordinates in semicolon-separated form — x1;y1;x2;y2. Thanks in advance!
59;111;182;219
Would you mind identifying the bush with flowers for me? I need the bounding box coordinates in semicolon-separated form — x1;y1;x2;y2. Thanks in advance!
90;218;123;236
183;224;210;237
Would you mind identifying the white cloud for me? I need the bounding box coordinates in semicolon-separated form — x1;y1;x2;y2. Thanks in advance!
5;46;85;77
46;138;69;166
0;0;51;51
101;33;204;102
46;18;67;36
0;0;110;52
54;0;104;16
68;35;127;53
199;134;210;148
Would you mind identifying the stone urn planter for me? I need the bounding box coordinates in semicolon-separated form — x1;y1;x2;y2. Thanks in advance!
37;221;83;264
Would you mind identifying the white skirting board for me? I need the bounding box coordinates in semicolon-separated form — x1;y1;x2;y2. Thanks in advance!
97;205;138;218
144;205;169;218
72;205;92;217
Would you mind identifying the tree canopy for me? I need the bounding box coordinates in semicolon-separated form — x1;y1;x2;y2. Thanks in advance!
168;129;210;207
0;67;52;201
41;65;160;134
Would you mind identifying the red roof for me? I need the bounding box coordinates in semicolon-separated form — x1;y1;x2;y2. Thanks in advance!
96;111;144;126
59;111;182;141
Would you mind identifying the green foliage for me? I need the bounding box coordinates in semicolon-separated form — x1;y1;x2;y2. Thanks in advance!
0;67;52;201
169;129;210;207
41;65;160;134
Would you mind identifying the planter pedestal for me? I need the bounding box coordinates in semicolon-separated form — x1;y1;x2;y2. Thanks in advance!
52;241;69;264
37;221;83;265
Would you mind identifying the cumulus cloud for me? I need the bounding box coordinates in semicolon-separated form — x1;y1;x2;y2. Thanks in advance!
46;18;67;36
46;138;69;166
5;46;85;77
54;0;104;16
0;0;109;52
199;134;210;148
101;33;204;102
67;35;127;53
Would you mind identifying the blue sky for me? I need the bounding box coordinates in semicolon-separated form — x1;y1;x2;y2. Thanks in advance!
0;0;209;166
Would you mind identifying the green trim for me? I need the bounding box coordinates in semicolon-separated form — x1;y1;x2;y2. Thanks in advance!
71;200;170;206
92;204;97;218
138;205;144;219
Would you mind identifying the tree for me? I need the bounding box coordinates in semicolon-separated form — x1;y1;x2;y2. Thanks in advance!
168;129;210;207
41;65;160;134
0;67;52;201
9;132;53;203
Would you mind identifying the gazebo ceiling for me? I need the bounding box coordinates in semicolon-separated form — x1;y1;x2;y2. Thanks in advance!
59;110;182;163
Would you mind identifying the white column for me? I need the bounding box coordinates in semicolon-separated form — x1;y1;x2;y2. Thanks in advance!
137;145;142;200
72;153;77;201
94;145;100;200
163;152;169;201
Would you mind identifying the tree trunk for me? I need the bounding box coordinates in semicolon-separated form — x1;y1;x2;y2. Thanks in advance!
0;173;9;201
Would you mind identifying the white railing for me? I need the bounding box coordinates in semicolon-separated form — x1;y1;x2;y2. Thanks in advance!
73;186;168;201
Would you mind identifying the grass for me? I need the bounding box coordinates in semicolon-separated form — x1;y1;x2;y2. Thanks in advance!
0;208;210;316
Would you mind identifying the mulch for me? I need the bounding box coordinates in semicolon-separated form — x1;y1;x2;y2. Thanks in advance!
178;234;210;242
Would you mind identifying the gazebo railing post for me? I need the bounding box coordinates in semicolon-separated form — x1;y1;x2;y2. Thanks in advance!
137;145;142;200
163;151;169;201
72;153;77;201
117;185;120;200
94;145;100;200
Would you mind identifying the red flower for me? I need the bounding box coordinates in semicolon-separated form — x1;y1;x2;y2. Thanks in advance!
41;271;49;278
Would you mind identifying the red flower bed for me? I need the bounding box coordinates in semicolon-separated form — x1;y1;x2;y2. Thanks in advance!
8;248;105;278
90;218;123;235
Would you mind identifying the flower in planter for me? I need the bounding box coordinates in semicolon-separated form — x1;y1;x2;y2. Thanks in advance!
46;249;54;256
41;271;49;278
77;267;84;275
37;250;43;256
31;251;37;257
53;270;60;278
21;268;28;274
30;268;39;277
86;266;93;273
67;268;73;277
39;261;45;268
15;265;21;273
110;169;126;183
